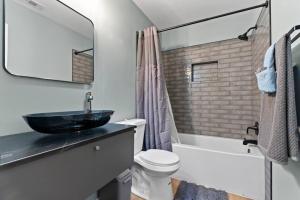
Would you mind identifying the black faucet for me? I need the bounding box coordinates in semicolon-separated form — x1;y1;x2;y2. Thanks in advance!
246;121;259;135
243;122;259;145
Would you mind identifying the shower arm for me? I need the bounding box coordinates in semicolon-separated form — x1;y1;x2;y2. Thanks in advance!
245;25;258;35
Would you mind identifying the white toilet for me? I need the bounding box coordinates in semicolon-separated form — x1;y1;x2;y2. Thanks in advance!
117;119;180;200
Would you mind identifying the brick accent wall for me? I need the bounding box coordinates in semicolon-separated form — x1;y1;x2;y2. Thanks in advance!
162;39;258;139
162;9;270;140
252;8;271;123
72;50;93;83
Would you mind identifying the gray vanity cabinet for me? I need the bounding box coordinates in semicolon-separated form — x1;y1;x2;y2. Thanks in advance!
0;131;134;200
93;131;134;190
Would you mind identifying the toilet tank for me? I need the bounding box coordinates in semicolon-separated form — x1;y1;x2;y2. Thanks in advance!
117;119;146;155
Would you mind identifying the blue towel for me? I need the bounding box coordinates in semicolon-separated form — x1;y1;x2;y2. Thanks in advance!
264;43;276;68
256;43;277;93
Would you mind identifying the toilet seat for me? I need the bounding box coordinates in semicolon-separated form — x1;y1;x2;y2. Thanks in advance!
134;149;180;174
140;149;180;167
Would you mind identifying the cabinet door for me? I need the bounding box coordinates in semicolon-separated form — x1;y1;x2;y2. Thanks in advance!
93;131;134;189
0;141;96;200
0;131;134;200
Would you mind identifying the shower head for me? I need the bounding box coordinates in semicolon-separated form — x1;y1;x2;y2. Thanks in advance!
238;33;249;41
238;25;258;41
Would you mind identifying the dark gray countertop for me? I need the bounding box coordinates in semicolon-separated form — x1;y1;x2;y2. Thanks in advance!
0;123;135;167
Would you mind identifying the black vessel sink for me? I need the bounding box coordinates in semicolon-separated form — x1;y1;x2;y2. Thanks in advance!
23;110;114;134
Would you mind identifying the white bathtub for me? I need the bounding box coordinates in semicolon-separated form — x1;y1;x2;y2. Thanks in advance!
172;134;265;200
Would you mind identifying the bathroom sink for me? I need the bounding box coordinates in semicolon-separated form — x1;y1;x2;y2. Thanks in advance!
23;110;114;134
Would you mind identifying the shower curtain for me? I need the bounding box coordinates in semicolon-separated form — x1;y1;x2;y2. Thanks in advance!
136;26;179;151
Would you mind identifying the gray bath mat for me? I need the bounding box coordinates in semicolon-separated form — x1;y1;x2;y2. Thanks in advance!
174;181;228;200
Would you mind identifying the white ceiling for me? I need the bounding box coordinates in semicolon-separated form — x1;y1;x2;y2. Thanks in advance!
133;0;266;50
133;0;264;30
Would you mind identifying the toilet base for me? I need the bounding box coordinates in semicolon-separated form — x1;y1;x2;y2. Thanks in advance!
148;175;173;200
131;165;173;200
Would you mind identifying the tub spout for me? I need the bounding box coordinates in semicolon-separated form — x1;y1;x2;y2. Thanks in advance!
243;139;258;145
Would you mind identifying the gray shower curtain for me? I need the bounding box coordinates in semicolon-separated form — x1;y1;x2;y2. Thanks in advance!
136;26;178;151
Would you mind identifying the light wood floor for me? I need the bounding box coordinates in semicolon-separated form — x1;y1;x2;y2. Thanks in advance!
131;179;251;200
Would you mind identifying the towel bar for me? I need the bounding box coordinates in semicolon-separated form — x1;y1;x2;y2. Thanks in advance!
287;25;300;43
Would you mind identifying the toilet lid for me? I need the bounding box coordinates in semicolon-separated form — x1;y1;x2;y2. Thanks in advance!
140;149;180;167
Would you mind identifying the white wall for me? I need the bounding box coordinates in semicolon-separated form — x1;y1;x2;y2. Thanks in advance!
271;0;300;42
0;0;152;136
271;0;300;200
273;162;300;200
6;0;92;81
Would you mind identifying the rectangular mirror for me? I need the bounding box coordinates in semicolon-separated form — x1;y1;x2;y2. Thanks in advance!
3;0;94;84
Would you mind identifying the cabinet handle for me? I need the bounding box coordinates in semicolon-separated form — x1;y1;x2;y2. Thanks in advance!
94;145;101;151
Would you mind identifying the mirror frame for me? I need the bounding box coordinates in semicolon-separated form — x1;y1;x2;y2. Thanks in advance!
2;0;95;84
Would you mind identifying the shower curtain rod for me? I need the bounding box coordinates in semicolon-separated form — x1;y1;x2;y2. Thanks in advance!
158;1;269;33
74;48;93;55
